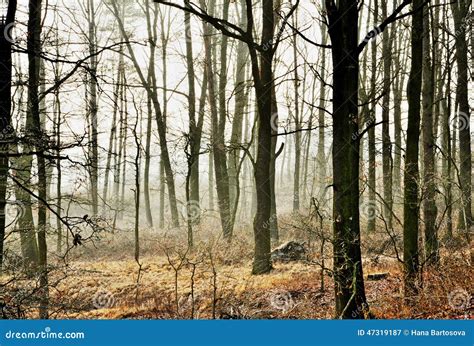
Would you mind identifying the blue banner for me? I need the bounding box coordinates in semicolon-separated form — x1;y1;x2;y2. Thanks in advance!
0;320;472;346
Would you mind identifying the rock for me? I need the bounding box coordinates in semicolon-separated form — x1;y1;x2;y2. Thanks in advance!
271;241;306;262
367;272;389;281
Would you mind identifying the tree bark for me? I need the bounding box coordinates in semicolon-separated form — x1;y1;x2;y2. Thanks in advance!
326;0;368;318
28;0;49;318
421;4;438;265
0;0;17;273
200;0;233;240
451;0;472;233
367;0;378;234
403;0;424;298
381;0;393;229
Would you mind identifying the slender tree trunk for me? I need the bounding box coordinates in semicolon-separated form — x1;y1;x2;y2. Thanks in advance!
0;1;17;273
316;29;327;200
403;0;424;298
228;0;248;221
367;0;378;233
292;13;301;212
103;54;123;211
381;0;393;229
144;90;153;227
184;0;199;225
441;16;453;238
53;75;62;253
133;110;141;263
86;0;99;216
144;0;158;228
451;0;472;233
109;0;179;227
421;4;438;264
28;0;49;318
201;0;232;240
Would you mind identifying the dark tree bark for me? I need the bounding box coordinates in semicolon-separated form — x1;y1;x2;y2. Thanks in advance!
85;0;99;216
381;0;393;229
28;0;49;318
392;27;407;202
228;0;248;224
451;0;472;233
250;0;274;274
184;0;201;222
316;27;327;201
326;0;368;318
367;0;378;234
292;12;301;212
0;0;17;273
421;4;438;265
403;0;424;298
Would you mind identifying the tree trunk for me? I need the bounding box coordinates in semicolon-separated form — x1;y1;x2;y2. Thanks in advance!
28;0;49;318
421;4;438;265
184;0;200;225
316;29;327;200
103;52;122;211
0;0;17;273
228;0;248;221
367;0;378;234
451;0;472;233
326;0;368;318
403;0;424;298
109;0;180;227
292;13;301;212
86;0;99;216
249;0;274;275
201;0;232;240
381;0;393;229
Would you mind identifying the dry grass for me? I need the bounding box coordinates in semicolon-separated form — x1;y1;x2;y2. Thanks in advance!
1;220;473;320
46;244;472;320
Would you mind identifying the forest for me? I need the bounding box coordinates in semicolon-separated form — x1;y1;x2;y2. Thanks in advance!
0;0;472;320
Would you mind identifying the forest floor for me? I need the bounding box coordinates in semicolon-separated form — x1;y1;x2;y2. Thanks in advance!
2;222;473;319
48;243;472;319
